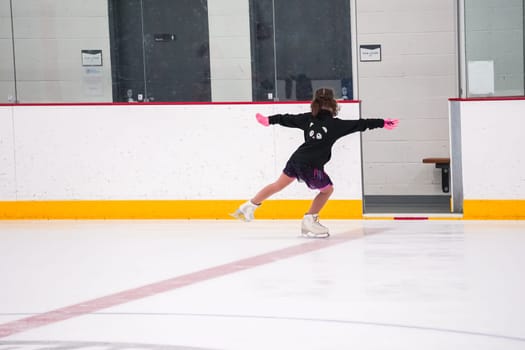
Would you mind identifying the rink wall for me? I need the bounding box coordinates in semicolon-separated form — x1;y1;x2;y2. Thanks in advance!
0;102;364;219
450;98;525;219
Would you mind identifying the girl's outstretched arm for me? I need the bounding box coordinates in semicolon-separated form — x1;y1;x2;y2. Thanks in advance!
337;117;399;136
254;112;310;129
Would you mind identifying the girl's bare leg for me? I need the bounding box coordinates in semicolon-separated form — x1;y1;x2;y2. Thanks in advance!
306;185;334;214
251;173;295;204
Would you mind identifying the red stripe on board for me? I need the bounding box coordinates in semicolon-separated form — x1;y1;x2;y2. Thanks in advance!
0;230;363;338
394;217;429;220
449;97;525;102
0;100;360;107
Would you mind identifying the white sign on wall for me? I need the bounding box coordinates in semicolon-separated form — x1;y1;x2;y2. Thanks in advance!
359;45;381;62
81;50;103;67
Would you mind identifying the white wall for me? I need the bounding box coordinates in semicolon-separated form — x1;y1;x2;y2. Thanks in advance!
452;99;525;200
357;0;458;195
1;103;362;201
208;0;252;102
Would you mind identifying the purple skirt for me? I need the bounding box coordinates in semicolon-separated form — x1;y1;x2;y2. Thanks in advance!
283;160;333;190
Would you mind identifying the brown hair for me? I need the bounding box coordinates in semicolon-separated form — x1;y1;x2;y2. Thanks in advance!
310;88;339;117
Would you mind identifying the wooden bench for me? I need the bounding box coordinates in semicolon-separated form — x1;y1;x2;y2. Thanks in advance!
422;158;450;193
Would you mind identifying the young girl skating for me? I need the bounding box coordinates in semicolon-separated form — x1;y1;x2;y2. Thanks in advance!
232;88;398;238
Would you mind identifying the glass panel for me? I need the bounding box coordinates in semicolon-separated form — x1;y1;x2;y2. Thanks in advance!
464;0;524;97
0;0;16;103
3;0;353;103
10;0;115;103
109;0;211;102
250;0;353;101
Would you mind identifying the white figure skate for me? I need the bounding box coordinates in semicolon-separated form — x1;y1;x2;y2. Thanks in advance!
231;200;259;222
301;214;329;238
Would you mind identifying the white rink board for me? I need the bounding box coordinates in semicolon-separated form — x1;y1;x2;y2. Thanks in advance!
5;103;362;200
458;99;525;200
0;106;16;200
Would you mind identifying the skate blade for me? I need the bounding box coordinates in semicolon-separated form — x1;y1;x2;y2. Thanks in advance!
230;210;247;222
301;231;330;239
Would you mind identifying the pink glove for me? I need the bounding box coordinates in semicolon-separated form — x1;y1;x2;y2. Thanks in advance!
384;118;399;130
256;113;269;127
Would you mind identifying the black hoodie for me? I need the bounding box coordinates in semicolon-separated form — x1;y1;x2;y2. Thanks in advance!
269;109;384;168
